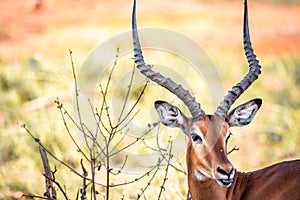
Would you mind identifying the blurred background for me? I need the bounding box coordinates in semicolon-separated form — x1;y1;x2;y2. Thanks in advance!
0;0;299;199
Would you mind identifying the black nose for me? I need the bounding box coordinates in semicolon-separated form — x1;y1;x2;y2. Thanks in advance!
217;167;234;178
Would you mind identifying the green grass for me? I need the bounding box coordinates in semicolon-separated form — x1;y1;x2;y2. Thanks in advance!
0;54;299;198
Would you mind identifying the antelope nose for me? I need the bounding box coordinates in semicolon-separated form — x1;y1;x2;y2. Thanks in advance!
217;167;234;178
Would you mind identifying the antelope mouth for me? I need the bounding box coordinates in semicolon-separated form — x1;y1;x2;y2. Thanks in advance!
217;178;233;187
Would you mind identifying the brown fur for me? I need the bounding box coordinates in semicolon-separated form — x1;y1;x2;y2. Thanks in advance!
187;116;300;200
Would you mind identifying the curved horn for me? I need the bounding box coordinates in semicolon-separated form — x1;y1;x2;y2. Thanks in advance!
214;0;261;119
132;0;205;120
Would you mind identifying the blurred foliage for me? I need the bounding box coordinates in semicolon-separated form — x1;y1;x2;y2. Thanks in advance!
0;53;299;198
0;0;299;196
0;55;77;196
206;0;300;4
259;57;300;161
257;0;300;3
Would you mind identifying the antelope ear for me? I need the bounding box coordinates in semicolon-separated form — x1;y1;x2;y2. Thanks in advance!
154;100;188;131
226;98;262;127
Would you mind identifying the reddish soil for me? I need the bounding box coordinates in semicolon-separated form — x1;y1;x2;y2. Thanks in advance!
0;0;299;63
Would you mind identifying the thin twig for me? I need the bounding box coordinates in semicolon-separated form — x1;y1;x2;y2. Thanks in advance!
155;126;186;175
54;99;89;161
80;159;87;200
109;158;163;188
97;48;120;136
109;126;156;157
158;140;172;199
90;158;97;200
227;145;240;155
109;155;128;175
69;50;86;144
117;63;136;123
22;124;106;187
136;158;161;200
21;194;48;199
116;81;149;127
42;172;69;200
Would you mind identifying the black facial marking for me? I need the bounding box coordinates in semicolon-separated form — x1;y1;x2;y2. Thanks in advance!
191;133;203;144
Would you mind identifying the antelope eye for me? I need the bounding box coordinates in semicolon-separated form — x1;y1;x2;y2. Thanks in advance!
191;133;203;143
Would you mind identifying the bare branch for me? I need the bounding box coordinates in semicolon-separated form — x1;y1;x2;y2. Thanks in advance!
117;63;136;124
69;50;86;140
227;145;240;155
109;125;156;158
116;80;149;128
136;159;161;200
22;124;106;187
54;99;89;161
158;140;172;199
109;158;163;188
39;146;56;200
80;159;87;200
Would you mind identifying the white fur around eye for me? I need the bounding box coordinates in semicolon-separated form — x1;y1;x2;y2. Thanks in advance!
190;125;206;145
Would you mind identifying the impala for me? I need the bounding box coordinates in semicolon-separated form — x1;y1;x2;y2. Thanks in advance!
132;0;300;199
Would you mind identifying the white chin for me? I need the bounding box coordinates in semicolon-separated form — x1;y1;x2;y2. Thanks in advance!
216;179;233;188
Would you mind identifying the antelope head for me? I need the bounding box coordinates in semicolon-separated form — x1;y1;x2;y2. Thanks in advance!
132;0;261;188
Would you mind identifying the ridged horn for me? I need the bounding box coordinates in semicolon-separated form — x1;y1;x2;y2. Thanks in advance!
214;0;261;119
132;0;205;120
